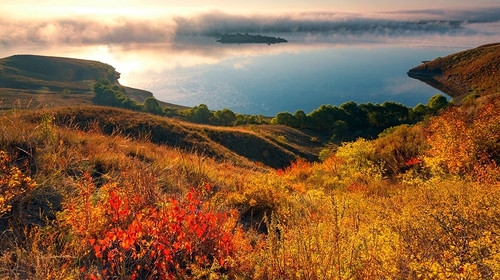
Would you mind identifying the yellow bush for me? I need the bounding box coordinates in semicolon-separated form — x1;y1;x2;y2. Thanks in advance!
392;180;499;279
0;151;37;217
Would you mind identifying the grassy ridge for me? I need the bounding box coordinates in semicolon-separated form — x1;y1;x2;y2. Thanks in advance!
408;43;500;100
0;55;183;110
23;106;322;169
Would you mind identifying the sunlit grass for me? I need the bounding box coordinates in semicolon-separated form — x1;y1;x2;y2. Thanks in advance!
0;95;498;278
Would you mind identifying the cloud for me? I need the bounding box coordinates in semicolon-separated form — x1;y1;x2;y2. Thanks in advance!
0;17;174;47
172;11;467;37
384;77;433;96
382;7;500;22
1;7;499;48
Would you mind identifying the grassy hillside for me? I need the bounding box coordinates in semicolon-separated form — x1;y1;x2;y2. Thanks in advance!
0;93;498;279
0;54;119;91
408;43;500;101
0;55;180;110
23;106;322;169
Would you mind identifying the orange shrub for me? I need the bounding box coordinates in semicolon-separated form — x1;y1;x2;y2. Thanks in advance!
424;98;500;182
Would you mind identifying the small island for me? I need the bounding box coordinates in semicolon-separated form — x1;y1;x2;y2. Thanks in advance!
216;33;288;45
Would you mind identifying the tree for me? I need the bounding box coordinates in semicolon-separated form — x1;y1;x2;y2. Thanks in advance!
412;103;429;119
307;105;347;131
186;104;212;124
330;120;349;142
427;94;448;112
340;101;367;131
92;78;139;110
381;101;410;127
293;110;307;128
142;97;163;115
214;108;236;126
271;112;296;127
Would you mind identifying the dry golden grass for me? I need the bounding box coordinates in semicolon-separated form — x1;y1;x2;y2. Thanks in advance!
0;84;499;279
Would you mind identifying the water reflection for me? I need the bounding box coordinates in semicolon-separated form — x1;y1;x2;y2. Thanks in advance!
0;31;497;115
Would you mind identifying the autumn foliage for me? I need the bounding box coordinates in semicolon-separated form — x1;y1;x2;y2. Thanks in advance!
0;94;499;279
92;189;242;279
0;151;37;217
424;97;500;182
61;175;246;279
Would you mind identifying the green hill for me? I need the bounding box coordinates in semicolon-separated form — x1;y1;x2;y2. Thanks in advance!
408;43;500;102
0;54;119;89
0;55;181;110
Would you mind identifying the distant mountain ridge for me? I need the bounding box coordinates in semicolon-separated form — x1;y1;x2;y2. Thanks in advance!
408;43;500;102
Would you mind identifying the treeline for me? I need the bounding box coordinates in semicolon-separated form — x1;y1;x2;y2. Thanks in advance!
92;78;165;115
179;104;266;126
92;78;266;126
93;78;449;142
271;94;449;142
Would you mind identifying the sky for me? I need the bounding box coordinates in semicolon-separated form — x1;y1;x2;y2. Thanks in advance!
1;0;500;48
2;0;500;18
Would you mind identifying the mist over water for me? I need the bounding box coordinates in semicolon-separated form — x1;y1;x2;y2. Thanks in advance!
1;7;500;115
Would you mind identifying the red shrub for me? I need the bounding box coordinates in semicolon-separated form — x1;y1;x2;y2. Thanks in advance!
90;188;241;279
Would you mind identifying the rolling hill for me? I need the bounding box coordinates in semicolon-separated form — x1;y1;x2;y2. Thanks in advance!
22;106;323;169
408;43;500;102
0;54;183;110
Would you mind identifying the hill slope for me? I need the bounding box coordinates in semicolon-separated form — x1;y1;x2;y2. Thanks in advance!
23;106;322;168
408;43;500;101
0;54;119;90
0;54;181;109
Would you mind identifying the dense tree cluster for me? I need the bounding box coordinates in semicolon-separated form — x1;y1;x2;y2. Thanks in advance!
181;105;266;126
92;78;166;116
271;95;449;141
93;77;449;143
92;78;141;111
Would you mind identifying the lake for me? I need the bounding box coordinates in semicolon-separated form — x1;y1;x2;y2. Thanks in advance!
103;38;471;115
1;24;498;115
123;41;458;115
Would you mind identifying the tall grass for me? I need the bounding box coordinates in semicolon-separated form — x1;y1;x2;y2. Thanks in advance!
0;98;498;279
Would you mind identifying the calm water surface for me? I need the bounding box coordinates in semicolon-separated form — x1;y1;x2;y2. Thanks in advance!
0;39;481;115
121;41;462;115
151;45;456;115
